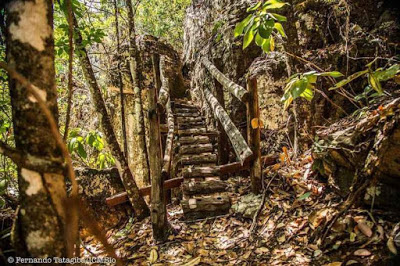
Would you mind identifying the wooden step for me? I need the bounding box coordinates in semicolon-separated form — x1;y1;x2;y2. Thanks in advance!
178;122;205;129
175;108;200;114
177;117;203;123
179;153;217;165
175;112;201;118
181;194;231;220
183;180;227;196
178;129;218;137
174;102;199;109
179;143;213;155
179;136;210;145
182;165;220;178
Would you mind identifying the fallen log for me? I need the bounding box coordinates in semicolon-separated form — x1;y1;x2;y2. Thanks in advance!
106;177;184;207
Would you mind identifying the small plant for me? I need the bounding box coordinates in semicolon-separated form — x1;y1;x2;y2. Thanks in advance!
234;0;288;52
281;71;343;109
67;128;115;169
330;62;400;95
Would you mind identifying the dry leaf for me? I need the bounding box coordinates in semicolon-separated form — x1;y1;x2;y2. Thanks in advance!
353;249;371;256
387;237;398;255
323;262;342;266
182;257;201;266
251;118;264;129
148;249;158;263
356;220;372;237
255;247;269;254
346;260;359;265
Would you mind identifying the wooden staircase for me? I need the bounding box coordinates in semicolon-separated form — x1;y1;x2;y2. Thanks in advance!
173;99;231;220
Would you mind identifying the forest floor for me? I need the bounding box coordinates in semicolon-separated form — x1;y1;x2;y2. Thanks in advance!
80;151;399;265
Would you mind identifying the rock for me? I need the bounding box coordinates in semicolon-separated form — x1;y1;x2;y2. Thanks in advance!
231;193;262;218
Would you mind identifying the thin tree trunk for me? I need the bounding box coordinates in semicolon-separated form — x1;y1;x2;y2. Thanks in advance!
114;0;128;156
6;0;67;257
126;0;151;185
69;8;149;219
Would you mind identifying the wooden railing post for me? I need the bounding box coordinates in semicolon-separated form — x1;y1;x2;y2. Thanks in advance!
246;77;262;194
149;53;168;242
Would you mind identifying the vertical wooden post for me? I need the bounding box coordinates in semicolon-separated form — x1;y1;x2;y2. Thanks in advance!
246;77;262;194
149;54;168;242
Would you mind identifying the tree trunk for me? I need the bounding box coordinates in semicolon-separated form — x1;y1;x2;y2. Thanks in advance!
114;0;128;157
149;54;168;242
6;0;67;257
70;9;149;219
126;0;151;185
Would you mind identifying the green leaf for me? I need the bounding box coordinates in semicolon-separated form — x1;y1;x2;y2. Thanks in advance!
234;14;253;37
247;1;262;12
269;13;287;22
262;38;271;53
263;0;289;11
368;72;383;94
300;86;315;101
329;69;369;90
274;22;286;38
255;32;265;46
259;19;274;38
77;142;87;159
270;35;275;51
373;64;400;81
298;192;311;200
291;77;308;99
243;27;255;49
316;71;344;78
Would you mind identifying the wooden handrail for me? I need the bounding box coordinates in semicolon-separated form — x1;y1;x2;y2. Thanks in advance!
202;86;253;164
157;56;169;109
161;99;174;178
201;57;249;103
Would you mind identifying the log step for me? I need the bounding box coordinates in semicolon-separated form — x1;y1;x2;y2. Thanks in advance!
173;102;199;109
179;143;213;155
175;112;201;118
178;122;205;129
175;108;201;114
181;194;231;220
177;117;203;123
178;129;219;137
179;153;217;165
182;165;220;178
183;180;227;196
179;136;211;145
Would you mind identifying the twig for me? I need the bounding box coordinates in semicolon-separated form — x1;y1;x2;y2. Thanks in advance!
250;174;276;234
63;0;74;141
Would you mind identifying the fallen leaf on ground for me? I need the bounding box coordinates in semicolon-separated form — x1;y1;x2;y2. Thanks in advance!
354;249;371;256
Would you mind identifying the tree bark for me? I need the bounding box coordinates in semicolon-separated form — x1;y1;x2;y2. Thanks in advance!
246;78;262;194
126;0;151;185
114;0;128;157
149;55;168;242
69;8;149;219
202;87;253;164
6;0;67;257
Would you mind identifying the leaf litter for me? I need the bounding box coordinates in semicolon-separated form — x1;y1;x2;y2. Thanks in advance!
79;149;399;265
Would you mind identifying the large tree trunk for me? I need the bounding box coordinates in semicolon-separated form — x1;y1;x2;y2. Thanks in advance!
6;0;67;257
69;9;149;219
126;0;151;185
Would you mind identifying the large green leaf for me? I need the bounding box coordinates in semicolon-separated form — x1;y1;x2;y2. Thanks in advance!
243;27;255;49
262;37;271;53
259;19;274;39
368;72;383;94
291;77;308;99
255;32;265;46
234;14;253;37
